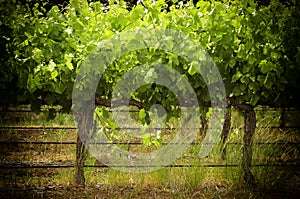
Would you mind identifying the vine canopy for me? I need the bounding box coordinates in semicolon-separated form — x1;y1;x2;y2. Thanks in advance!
1;0;299;113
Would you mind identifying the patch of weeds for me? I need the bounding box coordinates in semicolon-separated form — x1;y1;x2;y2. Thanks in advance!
51;169;74;185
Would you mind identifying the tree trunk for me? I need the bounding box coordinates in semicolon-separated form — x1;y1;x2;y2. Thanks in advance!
279;108;286;127
75;135;87;186
221;107;231;160
240;104;256;187
200;114;208;135
74;102;95;187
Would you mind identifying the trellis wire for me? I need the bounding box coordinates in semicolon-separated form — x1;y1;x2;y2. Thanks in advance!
0;108;299;169
0;141;298;145
0;125;299;131
0;164;299;169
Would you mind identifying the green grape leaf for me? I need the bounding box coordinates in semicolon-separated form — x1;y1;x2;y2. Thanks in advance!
248;82;258;93
249;94;260;106
240;75;250;84
259;60;272;74
139;109;146;120
145;68;156;82
233;84;247;96
55;82;65;94
231;70;242;82
188;61;199;76
228;58;236;68
51;70;59;79
142;133;152;147
264;72;275;89
48;60;56;72
66;62;73;70
102;107;110;119
32;48;42;63
107;119;116;130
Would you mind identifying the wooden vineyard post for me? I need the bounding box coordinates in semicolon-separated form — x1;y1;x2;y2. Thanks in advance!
240;104;256;187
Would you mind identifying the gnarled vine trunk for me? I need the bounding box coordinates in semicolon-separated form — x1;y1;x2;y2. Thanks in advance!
200;114;208;135
75;136;87;186
279;108;286;127
74;102;95;187
221;106;231;160
240;104;256;187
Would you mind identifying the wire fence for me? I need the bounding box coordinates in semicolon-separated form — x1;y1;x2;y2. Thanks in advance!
0;108;299;170
1;164;299;169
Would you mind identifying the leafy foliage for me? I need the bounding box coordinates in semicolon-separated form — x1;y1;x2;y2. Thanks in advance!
1;0;299;113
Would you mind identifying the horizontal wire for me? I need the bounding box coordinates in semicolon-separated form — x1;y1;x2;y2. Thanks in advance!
0;163;299;169
0;141;298;145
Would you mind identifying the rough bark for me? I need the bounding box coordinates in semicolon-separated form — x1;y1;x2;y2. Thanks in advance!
279;108;286;127
240;104;256;187
200;114;208;135
74;102;95;187
75;135;87;186
221;107;231;160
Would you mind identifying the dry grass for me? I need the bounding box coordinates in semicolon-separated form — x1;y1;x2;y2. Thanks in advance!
0;107;299;198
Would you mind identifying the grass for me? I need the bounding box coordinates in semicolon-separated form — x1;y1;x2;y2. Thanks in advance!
0;107;299;198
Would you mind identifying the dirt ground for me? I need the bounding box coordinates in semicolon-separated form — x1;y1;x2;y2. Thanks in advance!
0;184;242;199
1;182;299;199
